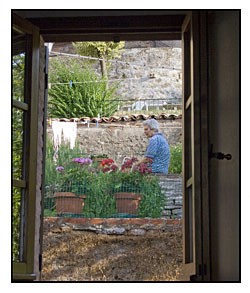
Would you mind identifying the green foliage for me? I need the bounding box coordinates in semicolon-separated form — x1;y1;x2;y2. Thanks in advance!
104;158;165;218
109;171;165;218
58;165;94;197
12;54;25;102
48;58;121;118
44;136;86;188
83;172;117;218
168;143;182;174
138;176;166;218
12;54;26;262
44;150;166;218
43;208;56;217
73;41;125;62
90;154;108;159
12;187;21;261
44;137;87;215
73;41;125;81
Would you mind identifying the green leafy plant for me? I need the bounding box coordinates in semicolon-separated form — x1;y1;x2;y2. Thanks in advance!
56;158;94;196
45;155;165;218
103;157;165;218
51;157;117;217
138;176;166;218
168;143;182;174
73;41;125;79
90;154;108;159
45;136;86;188
83;172;117;218
48;58;121;118
44;137;87;215
12;54;25;262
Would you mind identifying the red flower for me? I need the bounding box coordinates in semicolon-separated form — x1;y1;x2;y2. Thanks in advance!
131;157;138;163
111;165;118;171
102;167;110;173
102;159;114;166
121;159;133;170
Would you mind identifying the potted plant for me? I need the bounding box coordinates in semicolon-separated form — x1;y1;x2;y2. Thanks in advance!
53;158;93;216
82;171;117;218
101;157;165;217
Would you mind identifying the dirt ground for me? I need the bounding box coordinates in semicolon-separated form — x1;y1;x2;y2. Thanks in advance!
41;222;183;282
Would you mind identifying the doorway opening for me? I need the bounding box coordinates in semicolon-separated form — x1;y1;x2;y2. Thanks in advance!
41;39;183;281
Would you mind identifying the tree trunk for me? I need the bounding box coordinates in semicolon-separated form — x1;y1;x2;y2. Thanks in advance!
100;59;108;89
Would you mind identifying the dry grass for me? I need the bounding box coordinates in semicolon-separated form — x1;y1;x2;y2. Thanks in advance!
41;223;183;282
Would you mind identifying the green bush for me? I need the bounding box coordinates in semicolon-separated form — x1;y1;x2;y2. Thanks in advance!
168;143;182;174
48;58;121;118
138;176;166;218
44;137;86;214
83;172;117;218
12;54;25;262
45;136;86;188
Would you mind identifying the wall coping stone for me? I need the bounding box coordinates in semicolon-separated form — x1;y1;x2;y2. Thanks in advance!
44;217;182;235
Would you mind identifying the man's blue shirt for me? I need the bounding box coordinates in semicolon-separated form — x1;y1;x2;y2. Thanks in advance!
145;133;170;174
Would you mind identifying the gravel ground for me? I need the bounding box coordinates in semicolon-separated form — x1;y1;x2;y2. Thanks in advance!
41;223;183;281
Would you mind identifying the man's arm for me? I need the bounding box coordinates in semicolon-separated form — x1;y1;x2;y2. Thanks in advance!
134;157;153;166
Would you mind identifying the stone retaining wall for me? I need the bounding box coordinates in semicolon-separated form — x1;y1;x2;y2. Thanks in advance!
156;174;182;219
44;217;182;236
51;41;182;104
47;119;182;167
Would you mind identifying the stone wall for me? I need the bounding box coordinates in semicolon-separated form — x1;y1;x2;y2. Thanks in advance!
47;119;182;167
155;174;182;219
109;47;182;104
47;120;183;219
50;41;182;104
44;217;183;235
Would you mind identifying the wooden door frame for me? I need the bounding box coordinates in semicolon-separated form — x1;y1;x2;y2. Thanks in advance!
12;10;211;281
181;11;210;281
12;13;40;281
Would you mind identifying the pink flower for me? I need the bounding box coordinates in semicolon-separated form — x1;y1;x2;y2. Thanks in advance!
83;158;92;165
72;158;92;165
72;158;84;164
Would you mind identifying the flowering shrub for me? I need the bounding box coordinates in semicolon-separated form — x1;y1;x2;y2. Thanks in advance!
53;156;117;217
45;154;165;218
96;157;165;218
55;157;94;196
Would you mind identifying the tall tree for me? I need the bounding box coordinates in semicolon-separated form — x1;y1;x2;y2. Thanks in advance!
73;41;125;81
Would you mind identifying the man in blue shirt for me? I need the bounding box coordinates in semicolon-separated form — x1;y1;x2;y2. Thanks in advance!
136;119;170;174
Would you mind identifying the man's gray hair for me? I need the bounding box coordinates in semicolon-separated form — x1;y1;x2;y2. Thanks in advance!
143;119;159;132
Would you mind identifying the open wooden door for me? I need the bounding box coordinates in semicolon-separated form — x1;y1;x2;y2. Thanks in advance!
181;11;210;281
12;13;48;281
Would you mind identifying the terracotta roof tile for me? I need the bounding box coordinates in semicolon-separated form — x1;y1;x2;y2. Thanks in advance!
48;113;182;124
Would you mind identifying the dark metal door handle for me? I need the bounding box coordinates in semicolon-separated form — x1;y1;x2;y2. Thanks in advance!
210;152;232;160
209;144;232;160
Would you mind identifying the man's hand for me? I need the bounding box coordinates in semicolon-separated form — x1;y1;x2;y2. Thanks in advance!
134;157;153;166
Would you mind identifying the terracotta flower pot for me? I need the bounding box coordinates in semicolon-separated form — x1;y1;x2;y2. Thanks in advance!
54;192;86;215
114;192;142;215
